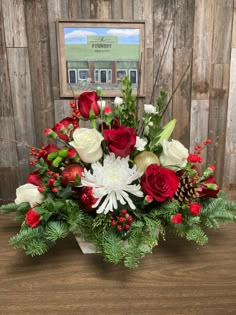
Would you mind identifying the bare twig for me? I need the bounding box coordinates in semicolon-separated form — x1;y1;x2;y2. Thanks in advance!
149;9;178;105
0;137;39;150
161;63;191;119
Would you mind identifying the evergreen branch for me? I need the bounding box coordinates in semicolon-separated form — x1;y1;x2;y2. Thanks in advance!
0;202;29;215
0;203;19;214
25;239;53;257
9;226;44;248
102;230;124;265
45;221;69;241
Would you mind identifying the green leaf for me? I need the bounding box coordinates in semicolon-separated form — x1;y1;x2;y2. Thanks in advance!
59;148;69;158
47;151;59;160
52;156;63;168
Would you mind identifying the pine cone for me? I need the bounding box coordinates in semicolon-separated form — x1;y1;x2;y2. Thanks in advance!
174;174;200;204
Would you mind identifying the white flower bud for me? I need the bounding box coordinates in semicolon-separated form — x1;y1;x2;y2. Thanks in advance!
114;97;123;106
97;100;106;109
144;104;157;114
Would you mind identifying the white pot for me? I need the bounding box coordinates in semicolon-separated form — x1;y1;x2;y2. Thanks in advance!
75;236;99;254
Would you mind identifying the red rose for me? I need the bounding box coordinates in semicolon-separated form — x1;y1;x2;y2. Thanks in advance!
52;117;74;141
189;203;201;216
26;171;42;186
103;126;136;157
199;176;219;198
26;208;41;228
78;187;98;212
77;91;100;119
171;213;182;224
141;164;179;202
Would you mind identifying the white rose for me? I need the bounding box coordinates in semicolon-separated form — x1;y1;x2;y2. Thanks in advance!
144;104;157;114
114;97;123;106
15;183;44;207
97;100;106;109
135;137;148;151
69;128;104;163
160;139;188;170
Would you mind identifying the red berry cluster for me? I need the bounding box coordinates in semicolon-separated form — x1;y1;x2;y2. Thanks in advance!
70;101;80;128
188;139;212;164
38;170;60;194
29;146;48;166
111;209;134;232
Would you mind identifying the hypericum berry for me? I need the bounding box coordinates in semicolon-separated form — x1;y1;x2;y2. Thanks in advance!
47;178;55;187
48;170;53;176
118;217;125;223
111;220;117;227
54;173;59;179
70;101;76;108
38;186;45;193
117;225;123;232
124;224;130;230
120;209;127;215
127;216;134;223
204;139;212;145
52;187;58;193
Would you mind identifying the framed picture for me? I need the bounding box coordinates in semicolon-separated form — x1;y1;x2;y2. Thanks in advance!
57;20;145;97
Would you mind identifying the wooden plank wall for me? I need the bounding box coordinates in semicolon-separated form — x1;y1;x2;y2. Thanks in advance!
0;0;235;202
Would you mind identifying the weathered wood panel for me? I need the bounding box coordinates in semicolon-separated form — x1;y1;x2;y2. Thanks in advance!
47;0;69;99
223;46;236;199
208;64;230;185
153;0;174;124
172;48;192;147
68;0;83;19
143;0;153;104
1;0;27;47
111;0;122;19
0;0;4;46
190;100;209;169
0;0;19;203
232;0;236;48
172;0;195;147
207;0;233;186
191;0;215;100
7;48;36;183
96;0;112;20
122;0;133;20
211;0;234;64
25;0;54;145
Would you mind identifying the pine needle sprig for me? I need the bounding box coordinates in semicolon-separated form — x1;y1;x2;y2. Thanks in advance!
45;221;69;241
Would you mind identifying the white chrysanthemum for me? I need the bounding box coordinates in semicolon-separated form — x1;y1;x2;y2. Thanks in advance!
81;153;143;214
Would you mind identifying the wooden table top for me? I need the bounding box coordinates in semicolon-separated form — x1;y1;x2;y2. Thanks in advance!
1;214;236;315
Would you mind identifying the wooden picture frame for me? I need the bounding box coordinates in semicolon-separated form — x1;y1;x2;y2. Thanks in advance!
57;20;145;98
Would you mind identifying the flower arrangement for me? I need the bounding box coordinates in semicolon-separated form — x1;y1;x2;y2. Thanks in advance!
1;77;236;268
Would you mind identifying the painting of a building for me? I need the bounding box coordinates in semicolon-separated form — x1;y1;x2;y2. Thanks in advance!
64;27;141;92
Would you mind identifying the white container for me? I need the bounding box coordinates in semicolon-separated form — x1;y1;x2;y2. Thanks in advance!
75;236;98;254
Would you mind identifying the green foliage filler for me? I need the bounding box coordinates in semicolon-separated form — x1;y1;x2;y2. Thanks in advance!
1;192;235;268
